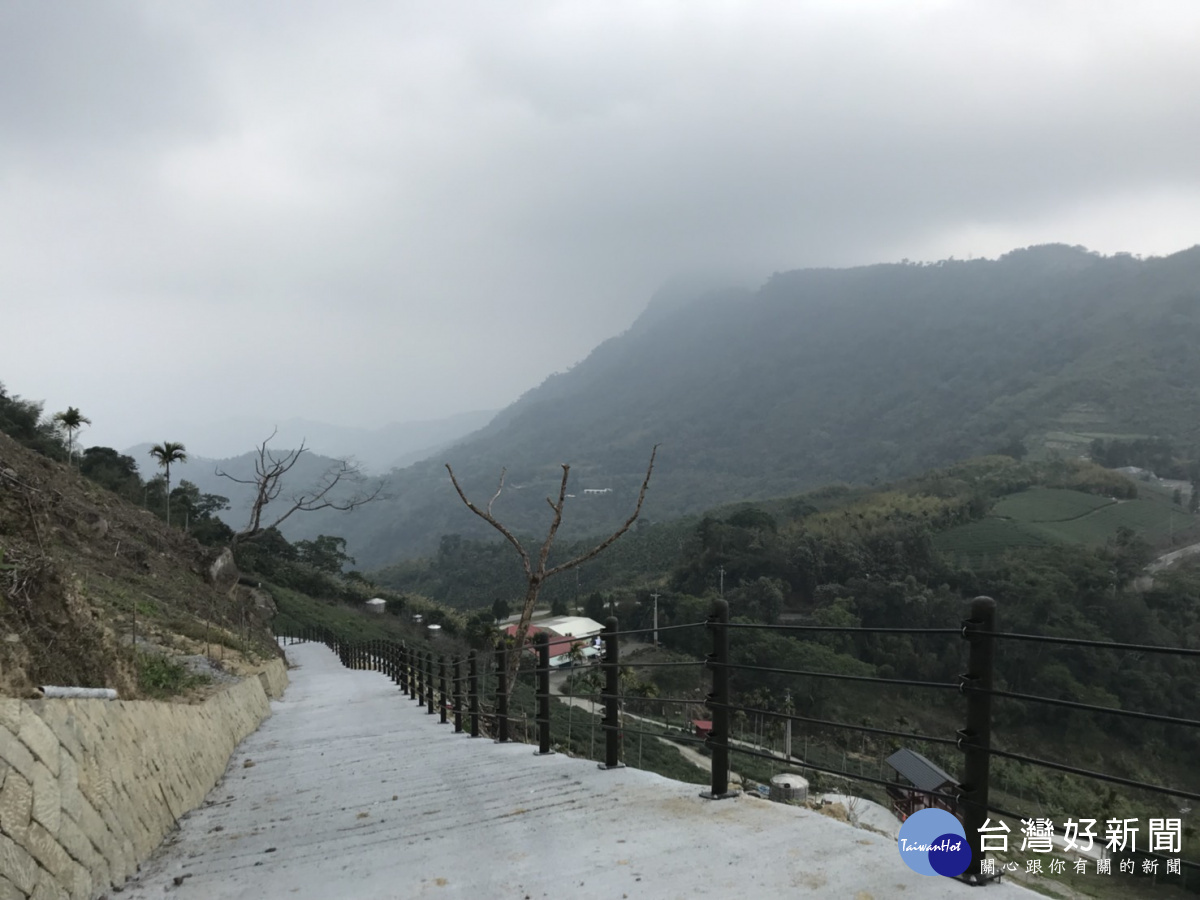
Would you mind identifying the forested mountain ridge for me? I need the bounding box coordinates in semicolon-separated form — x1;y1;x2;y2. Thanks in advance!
319;244;1200;567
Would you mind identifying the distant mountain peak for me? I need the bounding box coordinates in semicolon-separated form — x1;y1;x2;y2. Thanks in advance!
636;274;751;328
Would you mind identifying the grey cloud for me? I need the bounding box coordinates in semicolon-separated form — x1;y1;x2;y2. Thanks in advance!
0;3;215;153
3;1;1200;452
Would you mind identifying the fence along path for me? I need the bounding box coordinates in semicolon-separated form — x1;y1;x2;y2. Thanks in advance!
119;641;1033;900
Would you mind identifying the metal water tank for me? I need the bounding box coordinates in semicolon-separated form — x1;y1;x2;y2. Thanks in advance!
769;773;809;804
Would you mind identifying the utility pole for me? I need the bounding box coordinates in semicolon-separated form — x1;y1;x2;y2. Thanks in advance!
650;592;660;646
718;565;725;597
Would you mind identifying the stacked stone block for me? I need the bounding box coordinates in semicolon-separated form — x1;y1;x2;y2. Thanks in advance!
0;661;287;899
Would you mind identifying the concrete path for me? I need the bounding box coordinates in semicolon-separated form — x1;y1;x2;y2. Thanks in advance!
121;642;1036;900
1148;539;1200;573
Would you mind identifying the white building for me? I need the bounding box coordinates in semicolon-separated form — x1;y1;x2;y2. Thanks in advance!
538;616;604;640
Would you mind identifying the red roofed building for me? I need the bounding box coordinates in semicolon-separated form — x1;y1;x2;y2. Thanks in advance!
503;624;601;665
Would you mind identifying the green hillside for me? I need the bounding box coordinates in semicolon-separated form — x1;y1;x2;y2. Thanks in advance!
379;454;1197;608
211;243;1200;568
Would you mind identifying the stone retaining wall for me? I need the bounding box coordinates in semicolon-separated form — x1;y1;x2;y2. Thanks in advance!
0;659;288;900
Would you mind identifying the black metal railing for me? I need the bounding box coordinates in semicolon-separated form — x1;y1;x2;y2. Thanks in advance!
274;597;1199;891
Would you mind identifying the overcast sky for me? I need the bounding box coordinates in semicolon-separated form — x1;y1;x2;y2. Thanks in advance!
4;0;1200;455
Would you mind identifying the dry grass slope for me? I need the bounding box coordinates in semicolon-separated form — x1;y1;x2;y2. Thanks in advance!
0;430;279;699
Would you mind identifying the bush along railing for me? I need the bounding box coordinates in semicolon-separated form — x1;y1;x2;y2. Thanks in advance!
275;596;1200;892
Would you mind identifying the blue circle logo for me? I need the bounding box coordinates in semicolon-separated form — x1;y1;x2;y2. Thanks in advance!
896;808;970;877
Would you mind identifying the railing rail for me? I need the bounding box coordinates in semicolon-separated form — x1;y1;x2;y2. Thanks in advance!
274;595;1200;889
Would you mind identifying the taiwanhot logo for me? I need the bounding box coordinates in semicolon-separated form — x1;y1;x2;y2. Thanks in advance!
896;808;971;877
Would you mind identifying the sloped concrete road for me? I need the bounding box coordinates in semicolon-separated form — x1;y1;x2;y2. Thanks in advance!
122;643;1035;900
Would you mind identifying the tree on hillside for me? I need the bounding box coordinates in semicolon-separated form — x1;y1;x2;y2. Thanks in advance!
230;526;296;577
295;534;356;575
168;480;233;543
217;429;383;545
80;446;143;503
149;441;188;527
52;407;91;465
446;445;658;695
0;383;67;460
464;611;500;650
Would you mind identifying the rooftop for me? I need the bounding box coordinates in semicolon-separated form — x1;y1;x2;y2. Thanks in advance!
886;747;959;793
536;614;605;637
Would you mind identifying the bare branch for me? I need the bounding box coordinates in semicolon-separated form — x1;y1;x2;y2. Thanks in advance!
445;464;532;577
487;468;506;518
447;445;659;703
261;463;384;534
535;464;571;577
545;444;658;580
224;430;382;544
212;468;258;486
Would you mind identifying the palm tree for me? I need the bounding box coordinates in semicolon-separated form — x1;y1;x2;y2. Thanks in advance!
149;442;188;526
53;407;91;465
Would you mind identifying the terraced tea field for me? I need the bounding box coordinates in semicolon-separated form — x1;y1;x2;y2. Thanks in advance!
991;488;1115;522
1030;498;1188;545
934;486;1198;565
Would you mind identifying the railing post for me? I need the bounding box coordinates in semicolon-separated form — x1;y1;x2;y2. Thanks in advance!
426;650;436;715
400;643;410;695
495;640;509;743
416;649;425;706
959;596;996;884
599;616;623;769
408;645;418;700
438;655;449;724
469;650;480;737
702;598;734;799
535;632;553;755
453;657;464;733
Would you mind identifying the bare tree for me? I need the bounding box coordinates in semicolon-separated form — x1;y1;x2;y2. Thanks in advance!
217;429;384;545
446;445;659;692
